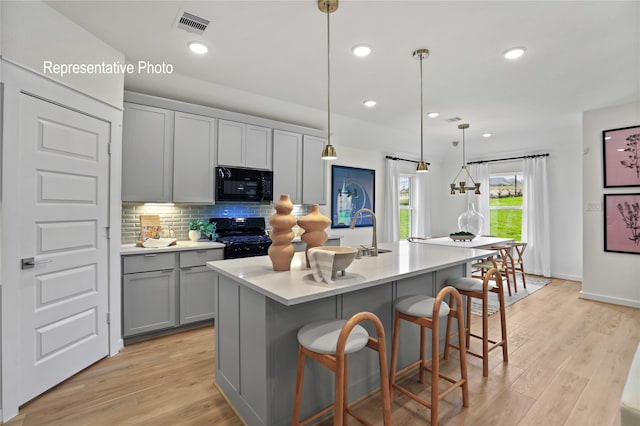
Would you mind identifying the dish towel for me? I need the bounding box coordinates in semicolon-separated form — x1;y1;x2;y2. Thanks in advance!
142;237;177;248
308;248;336;285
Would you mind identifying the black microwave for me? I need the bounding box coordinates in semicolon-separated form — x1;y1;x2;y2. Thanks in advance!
215;167;273;202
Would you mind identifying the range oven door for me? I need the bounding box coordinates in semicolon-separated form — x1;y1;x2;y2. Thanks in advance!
215;167;273;202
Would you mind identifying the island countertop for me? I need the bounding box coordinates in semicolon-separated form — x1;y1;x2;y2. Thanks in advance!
206;240;495;306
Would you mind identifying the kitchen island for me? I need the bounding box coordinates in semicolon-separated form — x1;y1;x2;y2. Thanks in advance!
206;241;494;425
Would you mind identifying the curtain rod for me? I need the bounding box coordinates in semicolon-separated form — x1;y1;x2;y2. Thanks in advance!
467;153;549;165
385;155;431;166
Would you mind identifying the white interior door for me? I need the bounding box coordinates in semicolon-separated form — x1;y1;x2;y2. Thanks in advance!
18;93;110;404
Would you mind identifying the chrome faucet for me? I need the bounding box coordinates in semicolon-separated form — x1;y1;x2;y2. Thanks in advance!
350;208;377;256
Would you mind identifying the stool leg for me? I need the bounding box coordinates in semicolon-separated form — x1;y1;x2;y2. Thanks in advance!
389;311;401;402
334;354;345;426
376;335;392;426
520;265;527;289
455;298;470;408
343;360;349;426
482;290;489;377
497;283;509;363
431;315;440;426
292;346;305;425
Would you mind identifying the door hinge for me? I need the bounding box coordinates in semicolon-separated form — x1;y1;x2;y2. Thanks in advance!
105;226;111;239
107;143;111;155
106;312;111;324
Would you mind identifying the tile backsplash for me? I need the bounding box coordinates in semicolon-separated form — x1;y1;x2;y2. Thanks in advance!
122;202;311;243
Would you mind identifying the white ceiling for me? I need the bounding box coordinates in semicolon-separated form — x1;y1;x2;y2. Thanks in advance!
46;0;640;160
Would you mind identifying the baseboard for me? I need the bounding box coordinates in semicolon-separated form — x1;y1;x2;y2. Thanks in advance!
550;272;582;282
580;291;640;309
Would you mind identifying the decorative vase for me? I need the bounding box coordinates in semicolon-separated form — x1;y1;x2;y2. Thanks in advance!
458;199;485;236
298;204;331;267
268;195;297;271
188;230;201;241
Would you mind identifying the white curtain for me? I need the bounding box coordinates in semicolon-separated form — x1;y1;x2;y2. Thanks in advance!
522;156;551;277
413;171;432;238
467;163;490;235
382;158;400;243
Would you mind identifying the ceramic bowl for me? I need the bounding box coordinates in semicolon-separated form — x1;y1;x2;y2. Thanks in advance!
449;233;475;241
312;246;358;277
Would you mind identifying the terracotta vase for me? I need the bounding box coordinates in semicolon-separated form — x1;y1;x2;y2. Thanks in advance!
298;204;331;267
268;195;297;271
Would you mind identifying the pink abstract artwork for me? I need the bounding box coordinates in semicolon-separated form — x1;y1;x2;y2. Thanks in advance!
603;125;640;187
605;193;640;254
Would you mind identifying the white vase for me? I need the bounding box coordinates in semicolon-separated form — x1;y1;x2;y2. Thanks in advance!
458;200;485;236
188;230;201;241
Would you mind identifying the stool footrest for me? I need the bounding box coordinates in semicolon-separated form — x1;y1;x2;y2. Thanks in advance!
299;402;335;425
391;383;433;409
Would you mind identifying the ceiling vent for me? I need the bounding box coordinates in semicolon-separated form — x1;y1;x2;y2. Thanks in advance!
175;10;210;35
445;117;463;122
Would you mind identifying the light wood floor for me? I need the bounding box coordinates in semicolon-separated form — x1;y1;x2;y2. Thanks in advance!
4;278;639;426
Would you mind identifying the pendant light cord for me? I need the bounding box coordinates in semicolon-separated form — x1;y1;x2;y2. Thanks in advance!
462;126;466;165
326;7;331;145
419;55;424;162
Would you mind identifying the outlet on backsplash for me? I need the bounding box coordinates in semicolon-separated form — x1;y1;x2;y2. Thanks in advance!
122;202;311;244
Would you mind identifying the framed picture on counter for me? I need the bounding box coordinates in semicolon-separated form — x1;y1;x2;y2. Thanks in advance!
331;165;375;228
603;125;640;188
604;193;640;254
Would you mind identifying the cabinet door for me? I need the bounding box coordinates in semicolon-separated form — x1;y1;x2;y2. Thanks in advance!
123;269;177;337
302;135;327;205
180;266;216;324
272;130;302;204
245;125;273;170
218;120;245;167
122;103;174;202
173;112;217;203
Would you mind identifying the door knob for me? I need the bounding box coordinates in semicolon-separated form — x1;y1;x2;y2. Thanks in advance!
21;257;52;270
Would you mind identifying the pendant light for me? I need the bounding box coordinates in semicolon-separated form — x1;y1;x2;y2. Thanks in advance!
449;123;481;195
319;0;338;160
413;49;429;172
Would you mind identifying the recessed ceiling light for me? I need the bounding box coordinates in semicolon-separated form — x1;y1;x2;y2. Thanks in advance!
427;112;439;118
352;44;372;57
504;47;526;59
363;100;377;107
188;41;208;54
604;136;612;140
482;133;492;138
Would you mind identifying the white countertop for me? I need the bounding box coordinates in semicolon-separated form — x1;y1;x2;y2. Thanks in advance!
121;240;225;255
206;241;495;306
417;236;513;248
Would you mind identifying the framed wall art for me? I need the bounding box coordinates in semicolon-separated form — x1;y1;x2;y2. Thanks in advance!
331;165;375;228
604;193;640;254
603;125;640;187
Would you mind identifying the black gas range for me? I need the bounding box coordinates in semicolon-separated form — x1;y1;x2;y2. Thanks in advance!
211;217;272;259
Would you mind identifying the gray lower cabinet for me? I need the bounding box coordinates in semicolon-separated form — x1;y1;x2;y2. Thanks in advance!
123;268;177;337
122;248;223;339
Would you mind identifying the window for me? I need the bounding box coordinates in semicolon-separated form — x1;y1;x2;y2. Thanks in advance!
399;175;413;239
489;173;523;240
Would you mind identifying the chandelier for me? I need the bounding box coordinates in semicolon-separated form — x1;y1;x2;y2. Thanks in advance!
450;123;481;195
413;48;429;172
319;0;338;160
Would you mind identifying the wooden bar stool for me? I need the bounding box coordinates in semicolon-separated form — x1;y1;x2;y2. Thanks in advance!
472;245;516;295
389;286;469;426
292;312;392;426
444;268;508;377
507;242;528;289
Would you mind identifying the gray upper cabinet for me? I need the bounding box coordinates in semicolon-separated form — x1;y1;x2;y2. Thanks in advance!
218;119;272;170
272;130;303;204
173;112;217;203
122;103;174;202
302;135;327;205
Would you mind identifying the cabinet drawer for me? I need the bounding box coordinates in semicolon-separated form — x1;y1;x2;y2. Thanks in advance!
123;252;176;274
180;249;224;268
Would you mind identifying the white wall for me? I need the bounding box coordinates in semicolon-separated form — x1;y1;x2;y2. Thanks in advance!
582;101;640;308
1;1;124;109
